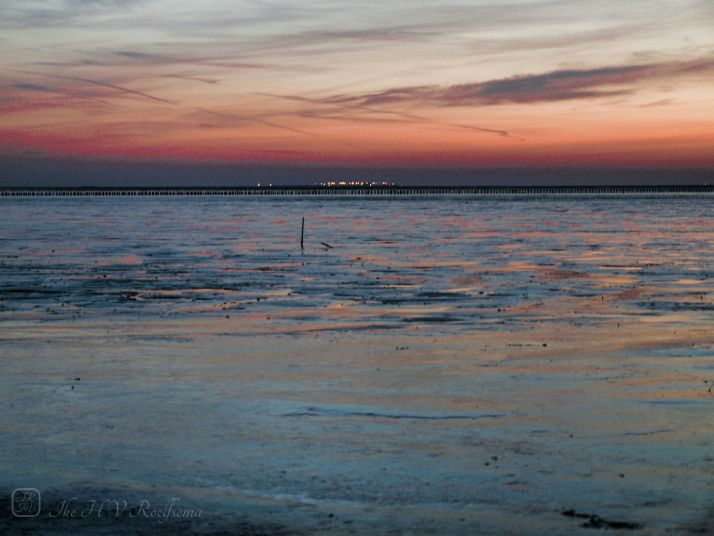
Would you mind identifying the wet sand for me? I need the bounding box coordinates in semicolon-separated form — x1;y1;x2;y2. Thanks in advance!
1;196;713;534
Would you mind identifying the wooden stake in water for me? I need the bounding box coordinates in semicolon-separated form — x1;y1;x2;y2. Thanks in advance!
300;217;305;249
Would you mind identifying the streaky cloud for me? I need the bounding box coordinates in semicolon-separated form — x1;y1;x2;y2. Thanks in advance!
115;51;155;60
6;68;176;105
0;0;143;28
322;57;714;107
14;82;57;92
111;50;265;70
260;93;518;140
163;73;219;85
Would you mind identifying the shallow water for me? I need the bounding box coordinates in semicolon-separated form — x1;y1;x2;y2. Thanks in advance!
1;196;713;534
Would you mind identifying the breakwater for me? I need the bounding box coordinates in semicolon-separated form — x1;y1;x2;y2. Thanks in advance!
1;185;713;196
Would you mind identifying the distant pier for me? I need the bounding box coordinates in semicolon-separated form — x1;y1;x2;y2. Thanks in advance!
1;185;713;197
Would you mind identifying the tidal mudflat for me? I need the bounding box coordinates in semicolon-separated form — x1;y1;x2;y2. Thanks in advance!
1;195;713;534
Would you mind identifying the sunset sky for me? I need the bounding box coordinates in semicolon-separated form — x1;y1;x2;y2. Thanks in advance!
1;0;713;184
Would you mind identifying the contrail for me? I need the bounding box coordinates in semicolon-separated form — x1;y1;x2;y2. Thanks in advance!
194;107;365;148
6;68;176;105
7;68;362;145
194;106;325;138
259;92;522;140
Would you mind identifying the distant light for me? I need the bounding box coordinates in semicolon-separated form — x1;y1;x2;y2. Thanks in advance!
317;179;396;188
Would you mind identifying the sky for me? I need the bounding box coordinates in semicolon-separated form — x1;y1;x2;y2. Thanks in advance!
1;0;713;185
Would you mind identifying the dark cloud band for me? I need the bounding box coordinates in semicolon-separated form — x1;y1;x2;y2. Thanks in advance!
321;57;714;107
